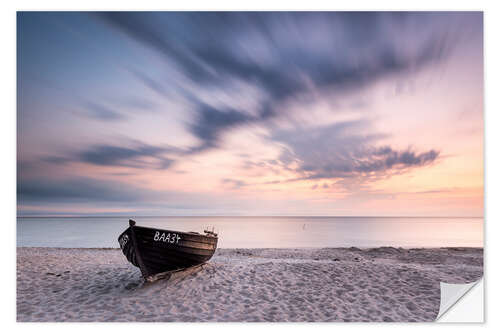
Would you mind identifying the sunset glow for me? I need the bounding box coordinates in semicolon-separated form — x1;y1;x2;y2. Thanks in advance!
17;12;483;216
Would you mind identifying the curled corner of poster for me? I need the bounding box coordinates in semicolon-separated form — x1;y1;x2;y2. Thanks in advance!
436;278;484;322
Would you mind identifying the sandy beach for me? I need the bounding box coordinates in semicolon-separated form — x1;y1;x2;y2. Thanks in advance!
17;247;483;322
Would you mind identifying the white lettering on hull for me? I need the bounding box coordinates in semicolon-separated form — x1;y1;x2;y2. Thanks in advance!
119;234;129;249
154;231;181;244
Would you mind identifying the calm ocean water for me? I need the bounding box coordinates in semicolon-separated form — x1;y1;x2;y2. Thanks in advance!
16;216;483;248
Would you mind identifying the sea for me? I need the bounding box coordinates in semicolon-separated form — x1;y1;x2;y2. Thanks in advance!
16;216;483;248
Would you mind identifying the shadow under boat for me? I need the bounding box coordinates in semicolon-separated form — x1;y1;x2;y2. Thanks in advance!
118;219;218;282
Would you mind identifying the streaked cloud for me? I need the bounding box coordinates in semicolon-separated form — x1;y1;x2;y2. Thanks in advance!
271;120;439;182
45;141;179;170
97;12;458;153
18;177;151;203
80;101;126;121
16;12;483;216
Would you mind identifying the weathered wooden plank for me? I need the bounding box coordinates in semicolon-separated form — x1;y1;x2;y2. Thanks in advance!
127;220;150;277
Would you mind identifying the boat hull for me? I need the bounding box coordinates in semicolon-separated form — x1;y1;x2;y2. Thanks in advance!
118;222;218;280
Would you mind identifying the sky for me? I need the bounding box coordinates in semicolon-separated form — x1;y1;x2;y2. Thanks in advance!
17;12;483;217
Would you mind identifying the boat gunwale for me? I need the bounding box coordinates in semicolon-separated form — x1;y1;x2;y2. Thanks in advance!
118;228;218;251
133;225;218;245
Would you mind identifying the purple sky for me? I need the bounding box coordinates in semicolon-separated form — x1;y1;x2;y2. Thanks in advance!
17;12;483;216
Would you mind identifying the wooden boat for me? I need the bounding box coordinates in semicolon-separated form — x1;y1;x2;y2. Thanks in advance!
118;219;218;281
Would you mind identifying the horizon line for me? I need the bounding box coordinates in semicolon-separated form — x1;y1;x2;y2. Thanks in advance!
17;215;484;219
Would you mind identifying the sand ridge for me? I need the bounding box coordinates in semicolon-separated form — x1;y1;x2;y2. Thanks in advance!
16;247;483;322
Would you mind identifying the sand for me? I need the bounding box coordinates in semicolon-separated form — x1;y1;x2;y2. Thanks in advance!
16;247;483;322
